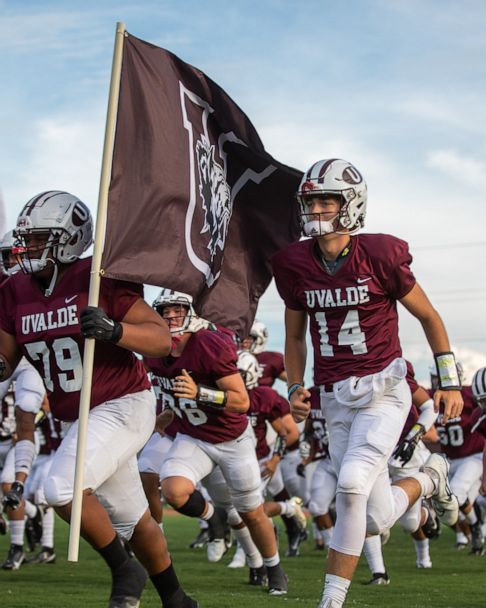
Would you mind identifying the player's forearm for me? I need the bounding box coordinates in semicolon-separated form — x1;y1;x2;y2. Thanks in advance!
118;321;171;357
418;310;451;354
285;335;307;385
224;389;250;413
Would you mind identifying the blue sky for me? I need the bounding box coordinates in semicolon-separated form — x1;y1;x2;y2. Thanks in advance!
1;0;485;386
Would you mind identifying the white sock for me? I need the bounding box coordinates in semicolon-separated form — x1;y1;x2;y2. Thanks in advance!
322;527;334;548
414;472;436;499
278;501;288;516
363;535;386;574
233;526;263;568
465;510;478;525
201;502;215;521
41;507;55;549
262;552;280;568
24;500;37;519
9;520;25;546
321;573;351;607
413;538;430;562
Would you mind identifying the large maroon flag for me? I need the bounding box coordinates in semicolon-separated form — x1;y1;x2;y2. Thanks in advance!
101;34;302;337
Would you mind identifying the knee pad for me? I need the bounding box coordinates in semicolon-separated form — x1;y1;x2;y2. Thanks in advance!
337;463;368;495
399;509;421;534
366;503;395;536
175;490;206;517
43;475;73;507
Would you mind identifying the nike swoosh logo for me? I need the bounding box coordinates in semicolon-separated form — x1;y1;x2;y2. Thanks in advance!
357;277;372;284
104;318;115;327
65;295;78;304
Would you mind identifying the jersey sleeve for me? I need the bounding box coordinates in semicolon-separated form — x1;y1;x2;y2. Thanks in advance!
0;280;16;335
271;250;305;311
382;237;416;300
102;278;144;321
200;331;239;379
269;392;291;421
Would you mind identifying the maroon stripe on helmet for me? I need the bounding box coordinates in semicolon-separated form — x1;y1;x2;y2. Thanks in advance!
23;190;64;216
22;192;46;216
317;159;339;180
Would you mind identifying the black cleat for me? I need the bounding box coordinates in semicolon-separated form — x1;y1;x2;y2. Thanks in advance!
421;503;441;540
1;544;25;570
364;572;390;586
285;518;305;557
27;546;56;564
164;588;199;608
0;513;7;535
188;528;209;549
267;564;288;596
470;522;485;556
249;565;267;586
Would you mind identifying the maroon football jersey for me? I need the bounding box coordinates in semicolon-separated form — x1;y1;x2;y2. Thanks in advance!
144;329;248;444
308;386;330;460
436;386;484;458
272;234;416;385
256;351;285;387
471;407;486;438
248;385;290;459
0;257;150;421
37;412;63;455
148;371;184;438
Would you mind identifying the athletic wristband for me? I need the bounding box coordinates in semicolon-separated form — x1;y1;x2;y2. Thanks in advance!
272;434;287;458
405;423;425;442
288;383;302;399
196;385;227;408
415;398;438;431
434;352;461;390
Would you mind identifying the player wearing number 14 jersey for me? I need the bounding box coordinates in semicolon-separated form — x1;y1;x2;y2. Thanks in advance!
272;158;463;608
0;191;196;608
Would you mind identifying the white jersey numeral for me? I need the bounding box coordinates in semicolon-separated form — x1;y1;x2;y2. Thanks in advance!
161;392;208;427
438;424;464;447
316;309;367;357
25;338;83;393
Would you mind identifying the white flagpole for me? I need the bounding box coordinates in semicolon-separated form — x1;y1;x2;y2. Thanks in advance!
68;21;126;562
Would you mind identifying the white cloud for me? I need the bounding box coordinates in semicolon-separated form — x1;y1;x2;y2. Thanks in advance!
426;149;486;190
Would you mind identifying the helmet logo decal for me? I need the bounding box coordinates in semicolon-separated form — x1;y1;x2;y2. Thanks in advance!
341;166;363;185
180;81;276;287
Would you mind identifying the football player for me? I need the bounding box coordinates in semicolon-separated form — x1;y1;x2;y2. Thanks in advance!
155;291;289;595
236;351;306;558
241;320;287;387
433;368;485;554
24;395;63;563
0;192;196;608
272;159;463;608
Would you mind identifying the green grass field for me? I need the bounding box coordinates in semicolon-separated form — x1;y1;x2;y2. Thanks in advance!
1;512;485;607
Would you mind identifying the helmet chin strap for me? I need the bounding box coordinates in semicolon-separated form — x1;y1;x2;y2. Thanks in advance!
43;261;59;297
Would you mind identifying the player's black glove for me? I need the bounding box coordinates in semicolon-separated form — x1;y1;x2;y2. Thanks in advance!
3;481;24;510
392;423;426;467
80;306;123;343
296;463;306;478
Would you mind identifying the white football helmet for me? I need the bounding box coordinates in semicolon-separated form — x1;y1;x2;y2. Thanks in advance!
297;159;367;237
15;191;93;269
249;320;268;355
472;367;486;409
0;230;21;276
153;288;212;335
237;351;263;390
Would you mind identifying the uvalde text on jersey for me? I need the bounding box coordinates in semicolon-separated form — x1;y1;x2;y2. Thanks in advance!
304;285;370;309
21;305;78;335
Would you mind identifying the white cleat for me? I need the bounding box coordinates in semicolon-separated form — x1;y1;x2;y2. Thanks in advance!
287;496;307;530
227;546;246;568
416;559;432;568
421;454;459;526
207;538;227;563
